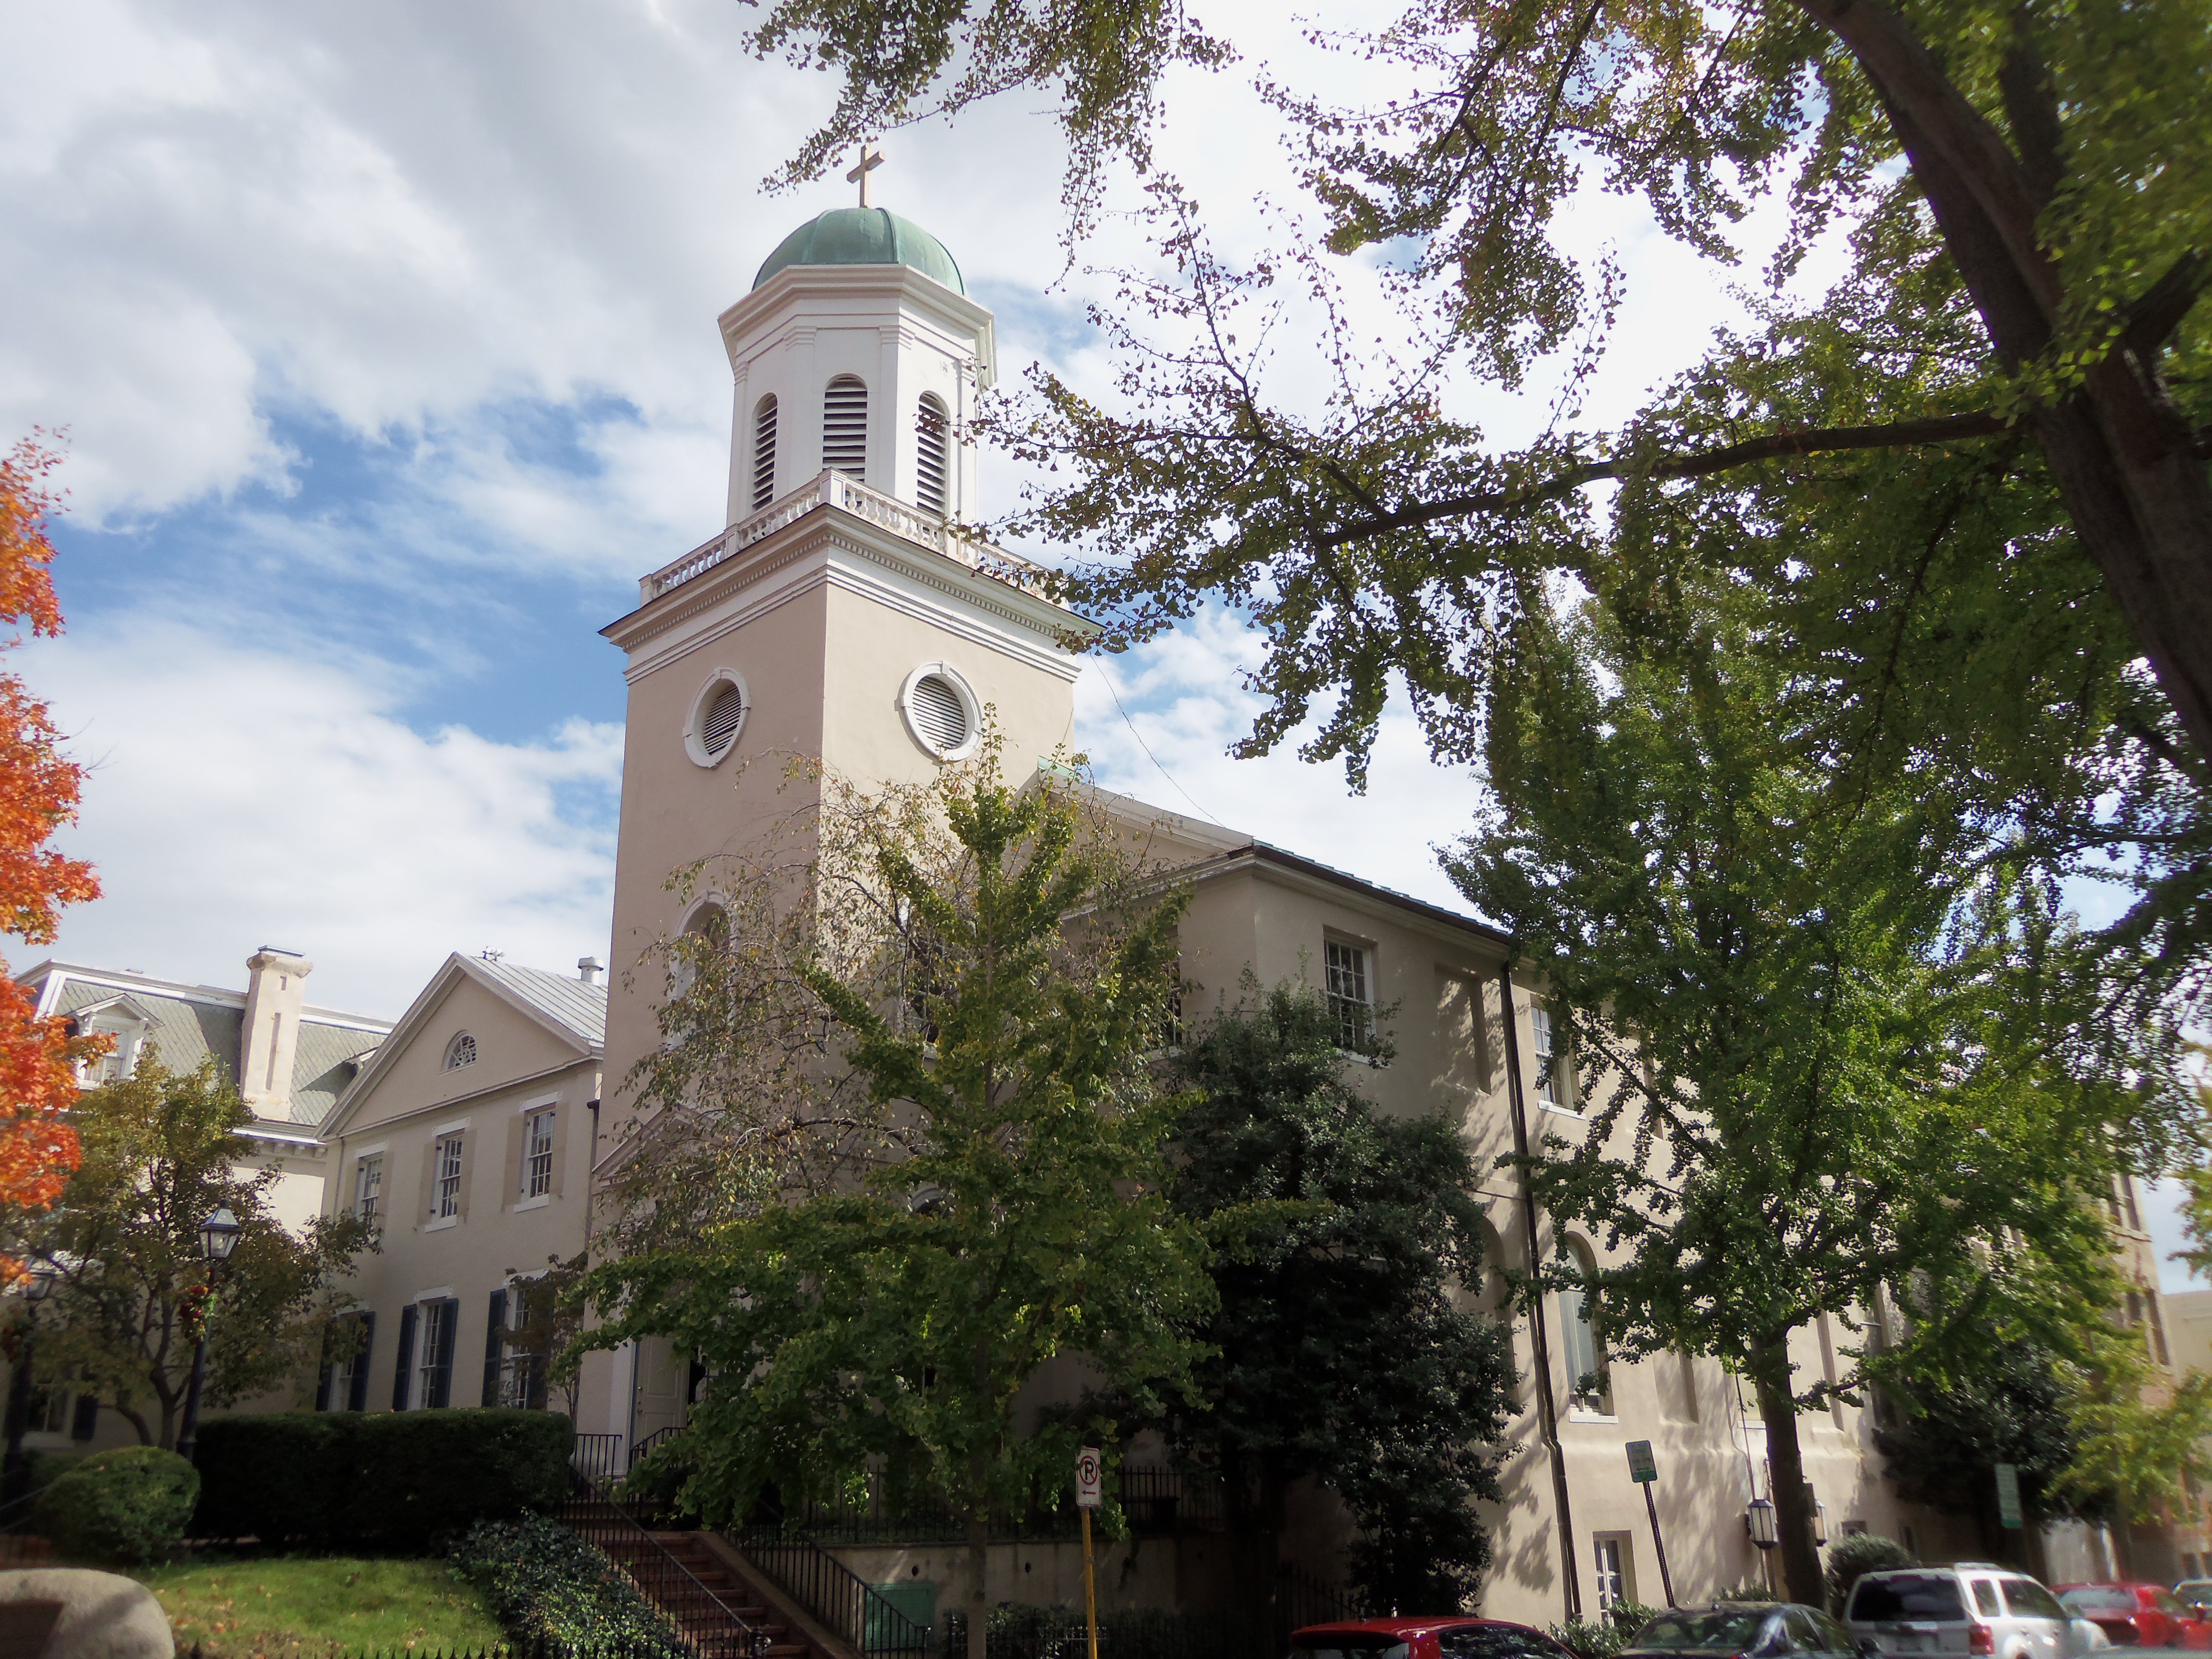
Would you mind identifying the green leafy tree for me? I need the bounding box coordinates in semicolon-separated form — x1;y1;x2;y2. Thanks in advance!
740;0;2212;770
27;1055;373;1448
1163;981;1515;1617
583;748;1214;1659
2048;1326;2212;1577
504;1253;589;1417
1442;580;2176;1604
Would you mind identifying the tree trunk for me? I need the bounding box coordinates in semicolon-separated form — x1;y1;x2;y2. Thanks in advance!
966;1475;989;1659
1751;1338;1825;1608
1226;1461;1287;1649
1796;0;2212;760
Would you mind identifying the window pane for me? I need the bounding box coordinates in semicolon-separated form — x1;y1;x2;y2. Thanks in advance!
1999;1583;2064;1620
1849;1576;1967;1622
1971;1582;2000;1616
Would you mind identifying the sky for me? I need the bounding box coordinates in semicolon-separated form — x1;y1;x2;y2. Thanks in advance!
4;0;2199;1285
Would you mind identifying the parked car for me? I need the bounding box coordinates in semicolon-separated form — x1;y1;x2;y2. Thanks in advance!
2053;1584;2212;1649
1289;1618;1583;1659
1843;1566;2076;1659
1619;1603;1865;1659
2175;1583;2212;1617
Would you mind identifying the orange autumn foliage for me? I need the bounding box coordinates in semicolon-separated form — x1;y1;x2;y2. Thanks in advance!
0;435;101;1214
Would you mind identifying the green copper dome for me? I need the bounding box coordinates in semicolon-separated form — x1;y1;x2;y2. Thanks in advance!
752;208;966;295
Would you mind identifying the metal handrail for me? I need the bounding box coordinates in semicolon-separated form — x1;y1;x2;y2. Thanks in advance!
558;1475;770;1659
573;1432;626;1483
741;1531;930;1659
630;1426;685;1470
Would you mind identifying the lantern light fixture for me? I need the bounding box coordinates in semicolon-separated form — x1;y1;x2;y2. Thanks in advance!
197;1207;242;1262
1746;1496;1780;1549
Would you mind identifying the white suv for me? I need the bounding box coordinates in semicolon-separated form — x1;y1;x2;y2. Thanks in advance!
1844;1567;2080;1659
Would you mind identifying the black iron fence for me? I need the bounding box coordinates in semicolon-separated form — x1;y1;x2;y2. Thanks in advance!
573;1433;626;1484
943;1608;1257;1659
743;1468;1225;1548
1274;1564;1369;1642
631;1427;685;1470
557;1479;772;1659
186;1644;709;1659
742;1531;932;1659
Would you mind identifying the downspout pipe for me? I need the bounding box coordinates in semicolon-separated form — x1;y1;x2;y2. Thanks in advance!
1501;964;1582;1620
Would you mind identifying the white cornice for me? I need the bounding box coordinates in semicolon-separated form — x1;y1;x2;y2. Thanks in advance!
606;509;1088;683
719;264;997;388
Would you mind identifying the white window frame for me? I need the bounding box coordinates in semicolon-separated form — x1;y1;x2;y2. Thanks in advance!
1532;1001;1574;1110
1323;938;1374;1052
523;1107;556;1200
1593;1534;1633;1610
354;1153;385;1225
1559;1241;1614;1419
433;1132;465;1220
443;1031;477;1071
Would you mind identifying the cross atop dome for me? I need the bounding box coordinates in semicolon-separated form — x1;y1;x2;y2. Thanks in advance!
845;142;884;208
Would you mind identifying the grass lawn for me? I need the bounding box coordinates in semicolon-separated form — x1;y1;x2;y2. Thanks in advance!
131;1556;505;1657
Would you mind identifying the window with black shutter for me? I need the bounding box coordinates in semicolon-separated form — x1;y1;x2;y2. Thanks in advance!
420;1299;458;1409
346;1312;376;1413
482;1288;509;1407
391;1304;418;1410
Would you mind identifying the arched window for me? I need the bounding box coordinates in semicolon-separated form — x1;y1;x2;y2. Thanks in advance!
915;393;950;515
1558;1239;1611;1414
823;375;868;478
443;1032;477;1072
751;395;778;511
669;902;729;1001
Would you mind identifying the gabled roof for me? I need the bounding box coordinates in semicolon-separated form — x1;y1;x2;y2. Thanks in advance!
320;953;605;1139
472;957;607;1048
21;961;390;1128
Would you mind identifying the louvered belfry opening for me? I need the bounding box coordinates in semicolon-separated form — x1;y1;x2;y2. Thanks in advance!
751;395;778;510
916;393;950;515
911;673;968;753
822;375;868;477
700;681;746;759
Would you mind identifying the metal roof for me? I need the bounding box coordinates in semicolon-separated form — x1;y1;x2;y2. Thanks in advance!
45;974;387;1127
471;957;606;1049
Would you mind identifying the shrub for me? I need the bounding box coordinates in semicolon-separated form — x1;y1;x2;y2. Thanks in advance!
1826;1534;1916;1615
191;1410;354;1543
450;1512;687;1653
1712;1582;1775;1602
1548;1602;1660;1659
36;1445;199;1564
192;1409;573;1546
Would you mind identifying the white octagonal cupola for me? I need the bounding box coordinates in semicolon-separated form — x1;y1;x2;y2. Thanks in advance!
719;207;996;528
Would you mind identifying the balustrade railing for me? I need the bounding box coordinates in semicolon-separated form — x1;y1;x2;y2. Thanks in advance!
637;471;1051;605
740;1532;931;1659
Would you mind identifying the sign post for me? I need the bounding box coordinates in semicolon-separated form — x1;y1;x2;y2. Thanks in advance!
1077;1446;1103;1659
1995;1463;2023;1531
1625;1441;1677;1607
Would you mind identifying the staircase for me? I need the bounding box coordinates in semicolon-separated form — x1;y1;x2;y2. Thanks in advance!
559;1481;832;1659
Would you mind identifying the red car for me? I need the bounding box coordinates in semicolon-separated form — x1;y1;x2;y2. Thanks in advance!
1289;1618;1583;1659
2054;1583;2212;1648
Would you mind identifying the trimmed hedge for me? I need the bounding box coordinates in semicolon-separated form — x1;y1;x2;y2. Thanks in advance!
193;1409;573;1545
450;1512;687;1655
36;1445;200;1564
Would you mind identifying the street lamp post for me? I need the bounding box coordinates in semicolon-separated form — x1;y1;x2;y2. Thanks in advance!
174;1207;240;1465
0;1263;59;1508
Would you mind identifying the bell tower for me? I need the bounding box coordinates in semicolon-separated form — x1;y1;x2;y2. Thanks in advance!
597;202;1092;1121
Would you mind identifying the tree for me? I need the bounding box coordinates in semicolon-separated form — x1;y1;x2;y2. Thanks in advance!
742;0;2212;769
1441;578;2176;1604
503;1253;589;1418
1163;979;1515;1618
582;748;1214;1659
2048;1327;2212;1577
0;435;100;1227
29;1055;373;1448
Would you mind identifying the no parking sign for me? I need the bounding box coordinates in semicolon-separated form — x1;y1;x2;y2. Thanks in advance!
1076;1445;1103;1509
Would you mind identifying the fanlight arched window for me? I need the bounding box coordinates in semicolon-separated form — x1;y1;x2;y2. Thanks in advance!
669;902;729;1001
443;1032;477;1072
915;393;950;515
823;375;868;478
751;395;778;511
1557;1239;1611;1414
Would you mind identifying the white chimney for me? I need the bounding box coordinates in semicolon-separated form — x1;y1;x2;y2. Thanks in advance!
240;947;313;1119
577;956;602;985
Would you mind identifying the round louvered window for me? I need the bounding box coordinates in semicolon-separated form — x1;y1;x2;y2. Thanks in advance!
683;670;752;769
899;664;980;761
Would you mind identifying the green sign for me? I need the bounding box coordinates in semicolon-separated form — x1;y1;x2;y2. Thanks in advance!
1995;1463;2023;1529
1626;1440;1657;1484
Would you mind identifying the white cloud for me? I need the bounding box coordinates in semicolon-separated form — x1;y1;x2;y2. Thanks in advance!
17;617;621;1018
1074;608;1493;918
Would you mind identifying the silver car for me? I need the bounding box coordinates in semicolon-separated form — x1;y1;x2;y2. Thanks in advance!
1844;1567;2080;1659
